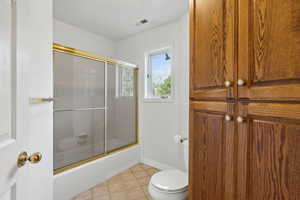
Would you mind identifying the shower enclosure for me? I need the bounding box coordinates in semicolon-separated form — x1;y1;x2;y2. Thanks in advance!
53;44;138;173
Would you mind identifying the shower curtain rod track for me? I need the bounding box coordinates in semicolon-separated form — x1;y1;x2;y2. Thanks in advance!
53;43;138;68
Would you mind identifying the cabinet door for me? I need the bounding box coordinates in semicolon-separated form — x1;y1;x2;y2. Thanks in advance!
190;0;236;101
189;101;235;200
237;102;300;199
238;0;300;101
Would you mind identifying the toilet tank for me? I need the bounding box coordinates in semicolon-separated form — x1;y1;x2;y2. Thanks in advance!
183;140;189;172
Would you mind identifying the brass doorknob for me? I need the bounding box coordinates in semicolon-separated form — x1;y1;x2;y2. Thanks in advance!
28;152;42;164
17;152;42;168
17;151;28;168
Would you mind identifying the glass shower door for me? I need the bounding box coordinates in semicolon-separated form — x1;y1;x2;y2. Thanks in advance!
53;45;138;173
53;51;106;170
107;64;138;152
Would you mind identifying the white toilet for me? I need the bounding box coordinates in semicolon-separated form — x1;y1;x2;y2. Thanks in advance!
148;140;188;200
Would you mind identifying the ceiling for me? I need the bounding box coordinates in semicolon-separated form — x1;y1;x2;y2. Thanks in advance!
54;0;189;41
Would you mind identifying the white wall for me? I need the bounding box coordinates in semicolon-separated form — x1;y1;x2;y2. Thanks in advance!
54;19;115;58
115;14;189;170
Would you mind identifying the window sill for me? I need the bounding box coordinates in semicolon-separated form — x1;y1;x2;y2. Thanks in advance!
143;98;175;103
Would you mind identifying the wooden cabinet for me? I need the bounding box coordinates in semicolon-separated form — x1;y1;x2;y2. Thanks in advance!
238;0;300;101
190;0;300;199
190;0;236;101
237;103;300;199
190;0;300;101
189;101;235;200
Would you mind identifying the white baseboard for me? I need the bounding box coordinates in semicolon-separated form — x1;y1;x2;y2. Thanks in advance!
142;157;175;170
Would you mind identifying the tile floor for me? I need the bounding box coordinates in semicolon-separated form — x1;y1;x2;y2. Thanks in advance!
71;163;159;200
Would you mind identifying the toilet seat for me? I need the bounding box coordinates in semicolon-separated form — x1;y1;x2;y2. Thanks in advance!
150;169;188;193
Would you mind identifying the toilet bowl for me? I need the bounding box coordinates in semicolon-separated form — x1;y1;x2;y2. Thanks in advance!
149;169;188;200
148;139;188;200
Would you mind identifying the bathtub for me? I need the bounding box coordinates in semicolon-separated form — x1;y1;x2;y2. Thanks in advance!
54;144;141;200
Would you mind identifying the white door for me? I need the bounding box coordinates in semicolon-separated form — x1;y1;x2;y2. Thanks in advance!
0;0;53;200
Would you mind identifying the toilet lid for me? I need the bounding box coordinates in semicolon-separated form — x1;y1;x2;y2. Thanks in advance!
150;169;188;192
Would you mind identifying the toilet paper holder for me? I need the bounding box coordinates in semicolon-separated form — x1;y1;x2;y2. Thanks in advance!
180;137;188;143
174;135;188;144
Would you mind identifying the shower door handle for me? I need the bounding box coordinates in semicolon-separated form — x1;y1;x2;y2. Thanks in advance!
29;97;54;104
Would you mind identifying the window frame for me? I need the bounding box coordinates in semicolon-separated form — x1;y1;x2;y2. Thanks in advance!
144;46;174;102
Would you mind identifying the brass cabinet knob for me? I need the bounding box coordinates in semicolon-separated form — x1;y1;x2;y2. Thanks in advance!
237;79;246;86
236;116;245;123
17;151;42;168
224;80;233;88
224;115;233;121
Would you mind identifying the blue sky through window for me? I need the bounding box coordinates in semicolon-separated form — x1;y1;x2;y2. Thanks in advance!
150;52;171;85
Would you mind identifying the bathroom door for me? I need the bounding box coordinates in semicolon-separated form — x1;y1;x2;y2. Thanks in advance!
0;0;53;200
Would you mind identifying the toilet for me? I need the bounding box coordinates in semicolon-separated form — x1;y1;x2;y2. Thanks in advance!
148;140;188;200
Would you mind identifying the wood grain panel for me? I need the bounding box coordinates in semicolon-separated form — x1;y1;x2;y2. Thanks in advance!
237;103;300;200
190;0;236;100
189;102;235;200
250;121;300;199
248;103;300;120
190;112;224;200
252;0;300;82
238;0;300;101
191;101;227;113
239;84;300;101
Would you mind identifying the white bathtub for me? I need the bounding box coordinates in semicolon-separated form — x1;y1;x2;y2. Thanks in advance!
53;144;141;200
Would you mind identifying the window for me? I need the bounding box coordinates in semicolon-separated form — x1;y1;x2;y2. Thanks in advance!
145;47;173;100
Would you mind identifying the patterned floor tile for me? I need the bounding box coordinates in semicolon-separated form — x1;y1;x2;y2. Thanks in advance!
71;163;158;200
